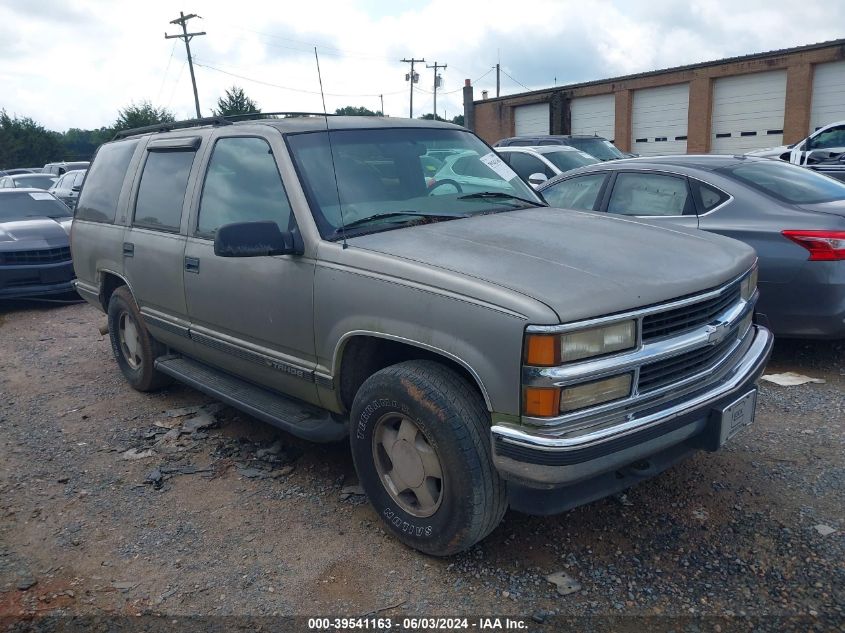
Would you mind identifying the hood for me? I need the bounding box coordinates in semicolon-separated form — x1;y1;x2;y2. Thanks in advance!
0;216;72;250
350;208;756;324
745;145;789;158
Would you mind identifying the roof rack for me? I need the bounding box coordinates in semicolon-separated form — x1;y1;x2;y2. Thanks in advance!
111;111;338;140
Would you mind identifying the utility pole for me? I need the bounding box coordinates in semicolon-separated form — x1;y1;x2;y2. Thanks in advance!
496;63;500;98
426;61;447;120
401;58;425;118
379;94;384;116
165;12;206;118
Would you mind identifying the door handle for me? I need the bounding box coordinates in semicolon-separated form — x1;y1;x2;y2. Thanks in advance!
184;256;200;273
122;242;134;257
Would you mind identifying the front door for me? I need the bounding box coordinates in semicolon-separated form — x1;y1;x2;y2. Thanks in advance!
183;134;318;404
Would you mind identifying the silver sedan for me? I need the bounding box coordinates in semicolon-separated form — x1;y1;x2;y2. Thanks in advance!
537;155;845;339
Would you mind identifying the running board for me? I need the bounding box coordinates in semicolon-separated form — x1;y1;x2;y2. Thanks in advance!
154;355;348;442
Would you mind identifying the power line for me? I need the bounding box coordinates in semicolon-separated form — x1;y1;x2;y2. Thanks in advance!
166;60;188;109
192;59;407;98
165;12;206;118
155;41;178;103
499;68;531;92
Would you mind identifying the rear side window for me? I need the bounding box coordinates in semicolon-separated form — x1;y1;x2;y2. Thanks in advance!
507;152;554;179
197;137;293;236
133;150;196;231
696;181;730;211
542;173;607;210
76;140;139;223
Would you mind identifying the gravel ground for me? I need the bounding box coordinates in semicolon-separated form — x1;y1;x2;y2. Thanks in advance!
0;300;843;631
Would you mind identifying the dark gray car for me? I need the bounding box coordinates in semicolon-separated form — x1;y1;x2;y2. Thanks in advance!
538;155;845;339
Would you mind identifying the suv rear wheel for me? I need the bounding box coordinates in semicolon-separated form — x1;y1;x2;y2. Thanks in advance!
350;360;507;555
107;286;171;392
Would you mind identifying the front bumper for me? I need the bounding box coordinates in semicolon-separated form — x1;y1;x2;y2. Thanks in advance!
0;259;76;298
491;324;773;495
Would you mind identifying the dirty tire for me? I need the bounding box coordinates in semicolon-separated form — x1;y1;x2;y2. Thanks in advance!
350;360;507;556
107;286;171;392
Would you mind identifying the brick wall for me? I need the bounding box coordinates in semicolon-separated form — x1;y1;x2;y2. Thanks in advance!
472;40;845;150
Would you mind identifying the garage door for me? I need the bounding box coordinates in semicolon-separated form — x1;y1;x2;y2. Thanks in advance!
810;61;845;132
631;84;689;156
570;94;615;141
514;103;549;135
711;70;786;154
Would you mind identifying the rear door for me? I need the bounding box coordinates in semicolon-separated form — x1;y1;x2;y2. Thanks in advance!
182;131;318;404
600;171;699;229
122;136;203;350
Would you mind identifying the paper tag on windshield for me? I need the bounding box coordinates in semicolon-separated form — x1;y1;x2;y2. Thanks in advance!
479;152;518;181
29;192;53;200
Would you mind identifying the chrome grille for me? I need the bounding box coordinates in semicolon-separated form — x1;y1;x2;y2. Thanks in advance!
638;334;737;393
642;284;741;340
0;247;71;265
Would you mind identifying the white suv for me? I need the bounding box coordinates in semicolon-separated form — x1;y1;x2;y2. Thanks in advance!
496;146;598;187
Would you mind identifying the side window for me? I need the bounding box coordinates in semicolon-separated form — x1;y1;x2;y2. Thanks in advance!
0;178;8;188
508;153;553;179
809;125;845;150
76;140;139;223
54;175;66;189
542;173;607;210
133;150;196;231
607;172;690;216
197;137;293;236
696;181;730;212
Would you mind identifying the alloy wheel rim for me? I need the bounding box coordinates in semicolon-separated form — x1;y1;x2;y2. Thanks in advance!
372;414;444;518
118;311;142;370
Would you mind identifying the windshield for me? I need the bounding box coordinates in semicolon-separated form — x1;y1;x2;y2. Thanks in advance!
542;149;599;172
14;175;56;190
286;127;544;238
565;138;625;161
0;192;70;220
720;160;845;204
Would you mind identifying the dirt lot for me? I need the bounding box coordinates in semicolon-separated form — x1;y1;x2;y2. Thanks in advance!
0;300;843;630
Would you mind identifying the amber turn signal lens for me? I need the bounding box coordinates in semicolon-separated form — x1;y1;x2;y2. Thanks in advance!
524;334;560;366
523;387;561;417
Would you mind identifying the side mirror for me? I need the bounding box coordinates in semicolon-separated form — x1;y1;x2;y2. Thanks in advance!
71;185;81;192
528;172;549;187
213;221;301;257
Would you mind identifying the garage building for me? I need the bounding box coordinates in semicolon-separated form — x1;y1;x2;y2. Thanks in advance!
468;39;845;153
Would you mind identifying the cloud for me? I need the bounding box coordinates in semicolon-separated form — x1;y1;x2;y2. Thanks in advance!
0;0;842;132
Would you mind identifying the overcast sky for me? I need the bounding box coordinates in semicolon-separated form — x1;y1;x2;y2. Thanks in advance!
1;0;843;132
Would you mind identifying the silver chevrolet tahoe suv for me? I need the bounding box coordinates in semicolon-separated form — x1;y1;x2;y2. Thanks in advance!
71;116;773;556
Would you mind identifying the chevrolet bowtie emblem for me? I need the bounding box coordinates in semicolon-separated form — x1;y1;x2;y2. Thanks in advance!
705;321;731;346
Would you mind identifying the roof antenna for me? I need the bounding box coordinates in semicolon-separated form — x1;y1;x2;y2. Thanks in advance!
315;47;347;249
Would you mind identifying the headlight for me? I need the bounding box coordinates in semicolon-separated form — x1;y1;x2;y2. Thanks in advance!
559;373;633;413
523;373;633;417
525;320;637;366
740;264;758;301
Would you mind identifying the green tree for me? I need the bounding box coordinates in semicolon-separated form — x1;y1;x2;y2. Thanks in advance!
0;110;64;169
60;127;113;161
334;105;382;116
214;85;260;117
419;113;447;122
113;101;175;133
451;114;465;127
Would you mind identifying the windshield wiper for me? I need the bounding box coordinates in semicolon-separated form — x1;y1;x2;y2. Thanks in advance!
456;192;546;207
332;211;469;235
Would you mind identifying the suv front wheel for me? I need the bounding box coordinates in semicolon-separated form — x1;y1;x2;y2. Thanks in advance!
350;360;507;556
107;286;171;392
